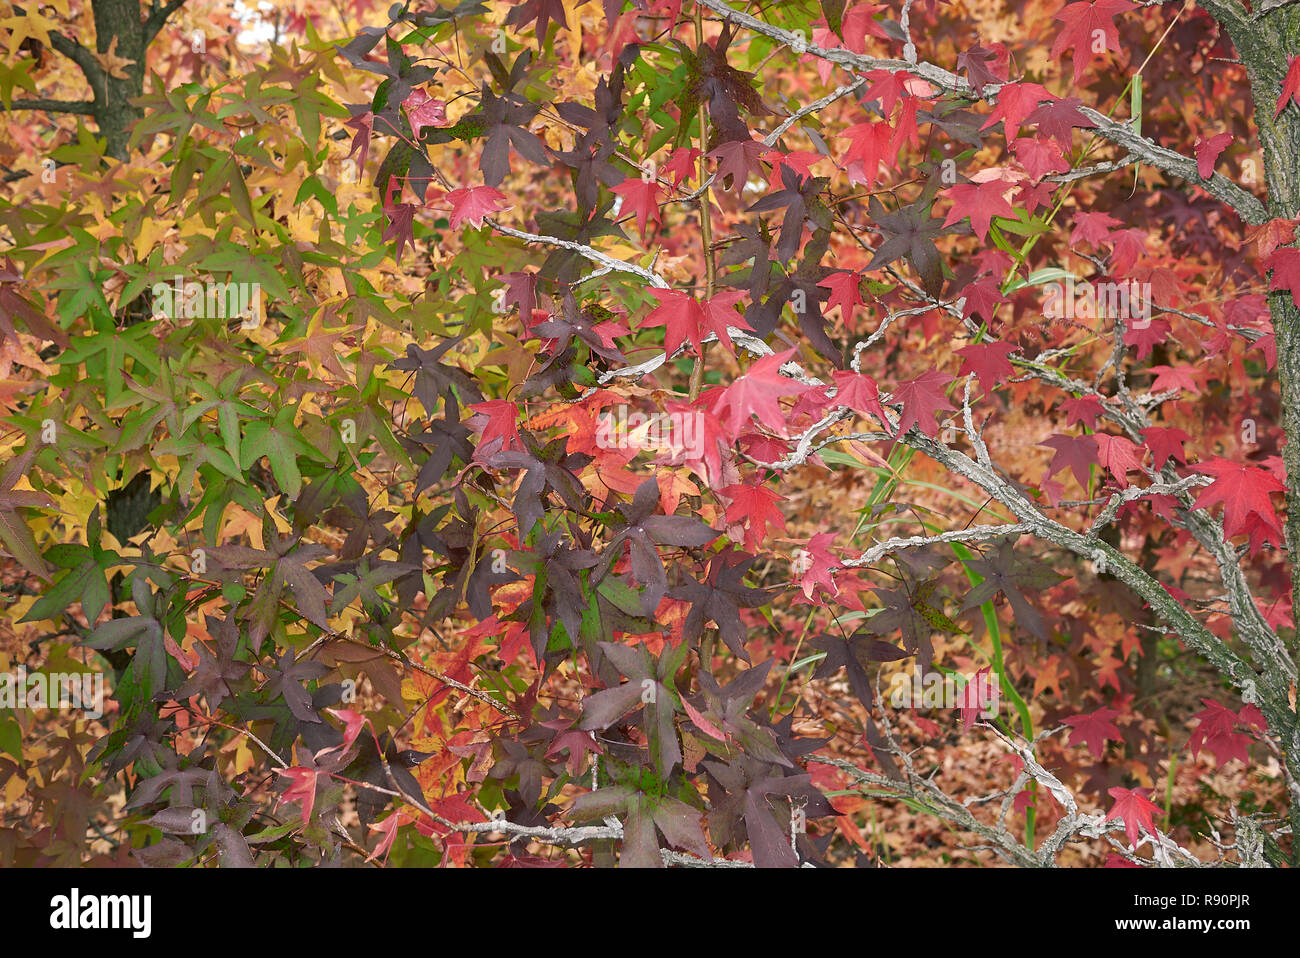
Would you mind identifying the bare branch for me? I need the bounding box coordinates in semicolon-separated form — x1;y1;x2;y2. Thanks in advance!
486;218;671;289
2;98;97;115
144;0;189;42
842;524;1031;567
1086;475;1213;538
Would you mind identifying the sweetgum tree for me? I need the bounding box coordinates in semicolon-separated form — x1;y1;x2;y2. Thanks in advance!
2;0;1300;867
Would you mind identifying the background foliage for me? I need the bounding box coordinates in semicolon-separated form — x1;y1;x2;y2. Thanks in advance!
1;0;1298;867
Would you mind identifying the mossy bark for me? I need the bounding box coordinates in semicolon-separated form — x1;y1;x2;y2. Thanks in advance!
1211;3;1300;863
88;0;151;160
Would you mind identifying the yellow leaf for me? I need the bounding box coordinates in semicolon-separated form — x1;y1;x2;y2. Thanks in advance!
4;773;26;805
232;741;255;776
285;209;318;244
265;497;292;535
132;216;170;263
219;505;265;550
0;12;57;52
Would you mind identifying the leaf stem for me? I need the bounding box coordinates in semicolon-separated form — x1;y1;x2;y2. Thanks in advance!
690;1;716;402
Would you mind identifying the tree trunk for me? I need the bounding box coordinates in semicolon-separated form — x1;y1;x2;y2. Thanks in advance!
1224;5;1300;863
89;0;149;160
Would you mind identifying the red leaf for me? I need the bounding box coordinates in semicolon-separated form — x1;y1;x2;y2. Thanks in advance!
1051;0;1136;85
1040;432;1098;489
891;97;921;153
956;340;1018;391
1109;228;1148;275
681;696;727;741
1255;331;1277;369
891;369;954;439
1141;426;1189;468
1017;180;1056;212
707;138;766;196
957;44;1002;96
1062;706;1122;759
818;271;864;328
1249;217;1296;260
839;3;891;52
981;81;1055;141
739;431;790;465
1060;395;1104;430
1093;432;1144;485
1123;318;1170;360
667;397;730;487
1146;364;1200;395
611;177;663;242
277;766;319;826
796;531;840;599
1193;132;1233;179
468;399;521;452
1263;246;1300;309
959;277;1004;323
1105;853;1142;868
764;148;822;189
958;667;998;731
324;707;367;754
941;178;1017;241
1192;457;1286;551
721;482;786;552
445;185;511;229
1187;699;1257;768
366;811;408;863
1106;786;1161;846
862;68;917;114
838;120;894;189
1024;96;1096;146
642;288;752;357
710;348;808;438
662;147;701;188
1070;210;1121;247
403;88;448;139
1275;55;1300;118
830;370;888;425
699;289;752;353
641;288;705;357
1012;136;1069;180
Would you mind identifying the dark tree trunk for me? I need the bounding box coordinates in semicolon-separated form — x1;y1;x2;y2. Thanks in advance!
89;0;150;160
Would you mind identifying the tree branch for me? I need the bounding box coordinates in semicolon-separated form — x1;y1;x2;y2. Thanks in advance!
1076;104;1269;223
144;0;189;44
45;29;102;85
842;525;1031;567
1;98;97;115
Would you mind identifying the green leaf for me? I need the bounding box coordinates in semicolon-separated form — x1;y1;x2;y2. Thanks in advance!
822;0;847;36
0;709;21;761
21;560;108;623
239;408;320;500
227;157;256;227
245;821;302;844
